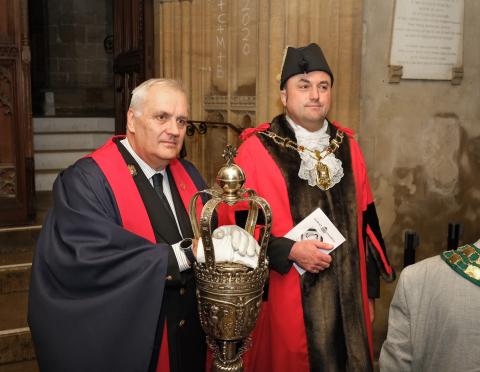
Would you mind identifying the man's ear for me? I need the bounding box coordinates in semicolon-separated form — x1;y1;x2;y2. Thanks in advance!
126;109;136;133
280;89;287;107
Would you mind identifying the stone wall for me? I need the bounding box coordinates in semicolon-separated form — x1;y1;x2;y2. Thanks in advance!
154;0;364;185
361;0;480;356
46;0;114;116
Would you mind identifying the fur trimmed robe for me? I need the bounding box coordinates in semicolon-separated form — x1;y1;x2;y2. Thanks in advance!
234;115;394;372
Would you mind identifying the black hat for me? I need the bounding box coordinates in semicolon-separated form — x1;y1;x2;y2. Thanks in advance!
280;43;334;89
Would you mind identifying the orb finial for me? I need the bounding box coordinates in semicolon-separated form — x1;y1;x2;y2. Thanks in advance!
222;144;237;166
216;145;245;200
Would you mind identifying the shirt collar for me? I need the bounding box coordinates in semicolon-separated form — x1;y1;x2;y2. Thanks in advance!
285;115;330;151
120;138;167;181
285;115;328;139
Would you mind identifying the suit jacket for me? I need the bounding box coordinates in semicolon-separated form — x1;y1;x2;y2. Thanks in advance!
379;255;480;372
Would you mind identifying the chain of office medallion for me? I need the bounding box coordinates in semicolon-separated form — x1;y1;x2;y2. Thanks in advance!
258;129;344;161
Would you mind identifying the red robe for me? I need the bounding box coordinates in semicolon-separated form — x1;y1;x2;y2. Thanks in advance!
234;117;394;371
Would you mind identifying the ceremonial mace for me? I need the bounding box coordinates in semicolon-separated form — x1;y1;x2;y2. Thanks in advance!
188;145;272;372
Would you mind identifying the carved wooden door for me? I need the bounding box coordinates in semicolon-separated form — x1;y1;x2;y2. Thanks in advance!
0;0;34;226
113;0;154;134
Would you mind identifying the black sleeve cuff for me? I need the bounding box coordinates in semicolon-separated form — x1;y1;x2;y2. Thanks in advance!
267;237;295;274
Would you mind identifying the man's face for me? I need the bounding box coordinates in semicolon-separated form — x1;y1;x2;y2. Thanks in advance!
127;85;188;170
280;70;332;131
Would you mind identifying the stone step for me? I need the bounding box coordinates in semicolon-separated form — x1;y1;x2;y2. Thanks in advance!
0;327;37;369
34;172;58;193
34;191;52;224
0;194;49;371
0;360;39;372
33;132;112;151
32;117;114;191
0;263;31;332
0;291;29;331
34;150;92;170
0;227;40;266
33;117;114;133
0;263;31;295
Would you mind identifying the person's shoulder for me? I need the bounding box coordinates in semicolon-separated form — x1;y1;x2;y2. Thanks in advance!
236;127;268;162
174;158;207;189
407;255;443;270
400;255;445;282
51;156;106;196
62;156;102;179
237;124;270;157
330;121;365;163
177;158;206;180
330;121;355;138
239;123;270;143
330;121;362;154
177;158;200;174
178;157;195;168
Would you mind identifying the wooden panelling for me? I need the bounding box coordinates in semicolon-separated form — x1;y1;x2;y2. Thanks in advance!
0;0;34;226
0;0;16;43
113;0;154;135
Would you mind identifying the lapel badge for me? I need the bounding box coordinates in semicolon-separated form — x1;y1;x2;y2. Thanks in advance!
128;164;137;177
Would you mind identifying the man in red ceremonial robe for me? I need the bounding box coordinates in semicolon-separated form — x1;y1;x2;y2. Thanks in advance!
29;79;208;372
235;44;395;371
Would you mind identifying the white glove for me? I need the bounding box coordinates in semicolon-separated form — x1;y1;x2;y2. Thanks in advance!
196;225;260;269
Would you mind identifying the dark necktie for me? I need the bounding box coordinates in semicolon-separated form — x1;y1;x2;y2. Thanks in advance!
152;172;165;196
152;173;177;223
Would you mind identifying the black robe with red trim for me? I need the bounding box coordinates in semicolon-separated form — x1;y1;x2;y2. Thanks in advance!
28;137;207;372
234;115;394;372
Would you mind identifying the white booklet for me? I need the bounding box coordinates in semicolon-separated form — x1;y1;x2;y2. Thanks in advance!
284;207;346;275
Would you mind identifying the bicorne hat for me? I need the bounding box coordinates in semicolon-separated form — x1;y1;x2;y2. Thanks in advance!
280;43;334;89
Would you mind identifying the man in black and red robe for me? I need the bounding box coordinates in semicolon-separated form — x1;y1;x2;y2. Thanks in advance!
28;79;207;372
234;44;396;371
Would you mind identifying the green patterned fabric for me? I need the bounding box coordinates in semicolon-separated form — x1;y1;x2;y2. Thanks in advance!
441;243;480;286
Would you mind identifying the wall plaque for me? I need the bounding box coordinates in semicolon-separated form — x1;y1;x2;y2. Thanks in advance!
389;0;464;83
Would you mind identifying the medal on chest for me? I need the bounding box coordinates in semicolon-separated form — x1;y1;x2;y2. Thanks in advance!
315;153;332;190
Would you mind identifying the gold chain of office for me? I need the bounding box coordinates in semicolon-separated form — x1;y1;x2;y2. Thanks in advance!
259;129;345;190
